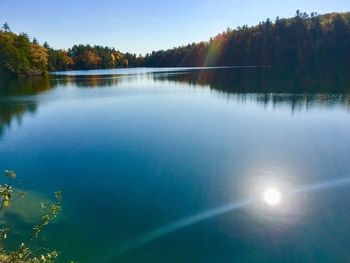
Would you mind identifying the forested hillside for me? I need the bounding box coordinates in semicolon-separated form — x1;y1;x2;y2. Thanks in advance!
1;11;349;78
143;11;350;67
0;23;142;77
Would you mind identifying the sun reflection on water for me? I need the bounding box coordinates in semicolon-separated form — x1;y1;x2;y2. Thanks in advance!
263;187;282;206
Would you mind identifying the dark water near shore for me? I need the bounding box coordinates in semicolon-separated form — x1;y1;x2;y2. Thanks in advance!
0;67;350;262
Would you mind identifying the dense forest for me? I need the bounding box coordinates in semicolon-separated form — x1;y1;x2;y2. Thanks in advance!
1;11;350;78
0;23;143;77
143;11;350;67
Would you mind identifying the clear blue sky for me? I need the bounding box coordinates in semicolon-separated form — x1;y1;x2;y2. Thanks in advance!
1;0;349;55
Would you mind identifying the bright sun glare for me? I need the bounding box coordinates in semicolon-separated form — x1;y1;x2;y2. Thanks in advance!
264;188;281;206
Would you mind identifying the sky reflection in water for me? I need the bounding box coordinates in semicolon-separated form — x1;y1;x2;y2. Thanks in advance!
0;67;350;262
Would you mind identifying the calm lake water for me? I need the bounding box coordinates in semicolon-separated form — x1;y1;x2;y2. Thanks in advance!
0;67;350;262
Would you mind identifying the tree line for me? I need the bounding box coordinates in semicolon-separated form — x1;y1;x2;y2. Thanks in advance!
45;43;144;71
1;11;350;78
0;23;143;77
143;11;350;68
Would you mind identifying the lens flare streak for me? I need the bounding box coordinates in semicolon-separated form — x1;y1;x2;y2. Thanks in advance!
107;176;350;260
111;198;253;257
293;177;350;194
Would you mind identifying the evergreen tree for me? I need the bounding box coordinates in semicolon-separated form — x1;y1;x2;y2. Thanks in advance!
1;22;10;32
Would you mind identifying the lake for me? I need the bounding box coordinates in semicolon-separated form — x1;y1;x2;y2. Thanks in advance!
0;67;350;262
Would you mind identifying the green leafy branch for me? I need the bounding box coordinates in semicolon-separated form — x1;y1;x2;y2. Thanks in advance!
0;170;62;263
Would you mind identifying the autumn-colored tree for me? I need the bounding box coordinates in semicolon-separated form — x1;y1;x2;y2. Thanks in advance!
29;43;48;74
78;50;101;69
